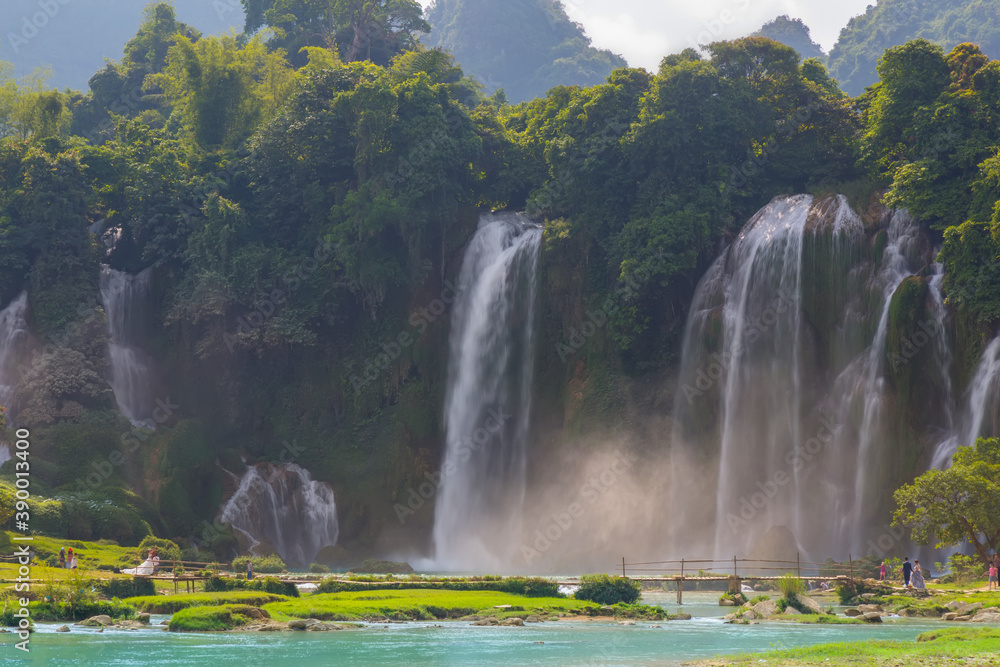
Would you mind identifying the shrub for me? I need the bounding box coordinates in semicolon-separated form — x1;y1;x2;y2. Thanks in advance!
777;573;805;599
574;574;641;605
232;554;286;574
97;578;155;599
138;536;181;561
168;604;265;632
203;575;299;597
28;598;136;622
315;576;560;597
310;563;330;573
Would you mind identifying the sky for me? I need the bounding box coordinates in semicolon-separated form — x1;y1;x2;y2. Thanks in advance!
418;0;877;70
0;0;245;89
0;0;878;90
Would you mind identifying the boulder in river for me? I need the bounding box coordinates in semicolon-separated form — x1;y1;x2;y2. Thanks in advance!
56;625;69;633
77;615;113;627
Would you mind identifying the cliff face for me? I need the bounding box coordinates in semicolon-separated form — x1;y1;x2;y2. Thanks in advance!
5;193;993;565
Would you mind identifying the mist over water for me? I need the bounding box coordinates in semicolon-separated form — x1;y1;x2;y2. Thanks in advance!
425;196;998;573
432;212;542;570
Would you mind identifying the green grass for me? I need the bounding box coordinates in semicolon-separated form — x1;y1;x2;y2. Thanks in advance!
168;604;263;632
770;613;863;624
700;627;1000;665
124;591;291;613
2;532;139;571
880;590;1000;615
262;590;598;622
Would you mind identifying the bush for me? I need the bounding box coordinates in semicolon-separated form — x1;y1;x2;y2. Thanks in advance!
168;604;265;632
315;576;560;597
310;563;330;573
97;578;155;599
138;536;181;561
27;599;136;622
232;554;286;574
203;576;299;597
778;573;805;599
574;574;641;605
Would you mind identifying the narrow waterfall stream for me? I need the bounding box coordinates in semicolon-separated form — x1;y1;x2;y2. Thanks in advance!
432;212;542;570
0;292;29;409
99;267;157;427
932;336;1000;468
219;463;339;567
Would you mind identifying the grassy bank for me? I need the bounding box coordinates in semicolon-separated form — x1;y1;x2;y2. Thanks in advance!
700;627;1000;665
168;605;266;632
262;590;597;622
125;591;291;614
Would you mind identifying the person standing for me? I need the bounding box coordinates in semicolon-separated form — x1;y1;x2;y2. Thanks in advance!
911;560;926;590
879;561;887;581
58;547;66;569
989;562;998;592
902;557;913;588
246;560;254;581
69;551;78;570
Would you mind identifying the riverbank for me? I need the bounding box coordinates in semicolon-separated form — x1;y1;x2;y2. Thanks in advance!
694;627;1000;665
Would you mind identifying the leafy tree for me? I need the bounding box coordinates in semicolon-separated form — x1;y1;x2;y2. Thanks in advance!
893;438;1000;565
152;34;295;147
245;0;428;66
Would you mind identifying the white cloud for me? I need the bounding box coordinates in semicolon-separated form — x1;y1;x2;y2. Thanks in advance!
421;0;875;70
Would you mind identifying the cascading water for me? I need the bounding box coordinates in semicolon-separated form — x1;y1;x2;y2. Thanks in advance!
932;336;1000;468
672;195;947;560
99;267;156;427
432;212;542;570
219;462;339;567
0;292;30;410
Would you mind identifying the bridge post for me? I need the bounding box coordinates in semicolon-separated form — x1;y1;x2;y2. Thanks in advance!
673;558;684;604
728;575;742;595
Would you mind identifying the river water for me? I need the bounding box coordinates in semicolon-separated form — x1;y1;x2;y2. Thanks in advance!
8;594;943;665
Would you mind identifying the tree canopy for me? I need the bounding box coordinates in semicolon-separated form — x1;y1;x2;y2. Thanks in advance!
828;0;1000;96
893;438;1000;565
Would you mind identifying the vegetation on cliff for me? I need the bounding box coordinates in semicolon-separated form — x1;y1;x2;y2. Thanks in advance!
0;0;999;561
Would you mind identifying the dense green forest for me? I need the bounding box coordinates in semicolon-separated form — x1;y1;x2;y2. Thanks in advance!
423;0;627;103
828;0;1000;96
1;0;999;562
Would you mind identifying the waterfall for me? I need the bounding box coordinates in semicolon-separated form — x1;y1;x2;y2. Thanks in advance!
0;292;29;410
838;210;924;552
432;212;543;570
931;336;1000;468
672;195;944;560
99;267;156;427
219;462;339;567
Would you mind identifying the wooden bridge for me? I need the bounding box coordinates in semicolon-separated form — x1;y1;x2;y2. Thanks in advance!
575;555;867;604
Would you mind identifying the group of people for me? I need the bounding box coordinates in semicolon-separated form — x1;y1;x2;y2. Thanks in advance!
880;554;1000;591
57;547;78;570
878;557;926;589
